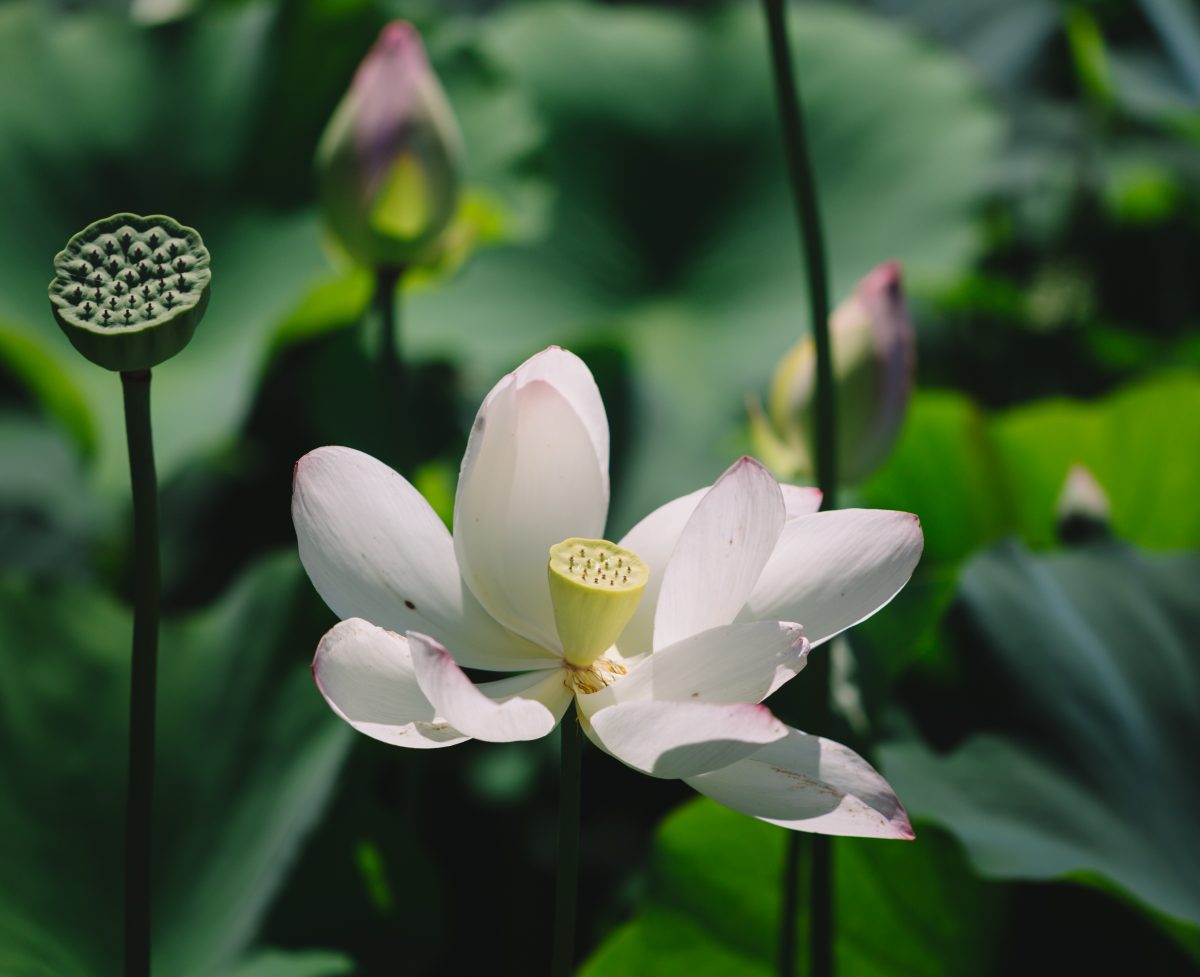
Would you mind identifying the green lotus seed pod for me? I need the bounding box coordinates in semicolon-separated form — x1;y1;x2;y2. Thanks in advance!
48;213;211;372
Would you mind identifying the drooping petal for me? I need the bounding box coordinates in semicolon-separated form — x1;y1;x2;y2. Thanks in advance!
454;352;609;650
585;621;808;713
293;446;558;671
312;618;468;749
739;509;923;646
653;458;785;651
685;727;914;839
617;481;821;659
584;700;788;779
409;632;571;742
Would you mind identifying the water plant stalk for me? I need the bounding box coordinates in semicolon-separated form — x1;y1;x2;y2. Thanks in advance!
551;702;582;977
760;1;837;974
121;368;160;977
373;265;407;470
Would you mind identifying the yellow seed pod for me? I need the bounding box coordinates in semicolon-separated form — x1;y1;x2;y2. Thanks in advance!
548;538;648;667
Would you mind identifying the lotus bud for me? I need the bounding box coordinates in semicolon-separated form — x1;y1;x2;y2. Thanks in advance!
316;21;463;269
1056;464;1111;544
750;261;915;484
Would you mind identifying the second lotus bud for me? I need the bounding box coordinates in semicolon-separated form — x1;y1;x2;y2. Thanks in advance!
751;261;916;485
316;21;463;269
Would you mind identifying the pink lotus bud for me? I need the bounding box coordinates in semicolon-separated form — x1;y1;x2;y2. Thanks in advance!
1056;464;1111;544
750;261;916;484
316;22;463;268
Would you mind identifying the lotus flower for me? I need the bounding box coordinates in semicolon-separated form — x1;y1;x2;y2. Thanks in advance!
293;348;921;838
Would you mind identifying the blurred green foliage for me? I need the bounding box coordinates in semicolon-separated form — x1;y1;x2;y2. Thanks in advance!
0;0;1197;973
582;800;1003;977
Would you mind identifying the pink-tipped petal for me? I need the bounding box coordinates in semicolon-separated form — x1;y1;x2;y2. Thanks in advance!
781;484;822;518
740;508;923;646
653;458;785;651
686;727;914;839
617;480;821;659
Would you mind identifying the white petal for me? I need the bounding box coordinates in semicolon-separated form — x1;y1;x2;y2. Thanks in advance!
494;347;609;487
782;484;822;519
617;487;707;659
653;458;785;651
312;619;468;749
585;621;809;713
585;700;787;779
685;727;914;839
454;366;608;650
740;509;923;646
409;632;571;742
616;481;821;659
293;446;558;671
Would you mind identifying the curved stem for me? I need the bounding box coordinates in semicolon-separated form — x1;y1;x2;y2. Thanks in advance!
760;2;837;976
121;369;160;977
551;702;582;977
374;265;407;472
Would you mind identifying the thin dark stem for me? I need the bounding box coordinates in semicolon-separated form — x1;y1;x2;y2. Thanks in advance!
810;838;833;977
551;702;582;977
761;0;837;509
121;369;160;977
373;265;406;471
778;833;802;975
760;2;837;976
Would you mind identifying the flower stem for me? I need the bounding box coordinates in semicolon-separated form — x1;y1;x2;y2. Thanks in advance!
373;264;407;471
761;0;837;508
121;369;160;977
551;702;582;977
760;1;837;975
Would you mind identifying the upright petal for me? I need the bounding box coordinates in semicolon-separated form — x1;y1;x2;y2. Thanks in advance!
685;728;913;839
293;446;558;671
497;347;609;487
585;620;808;713
312;618;468;749
409;633;572;742
617;481;821;659
653;458;785;651
739;509;923;646
584;700;788;779
617;487;706;659
454;351;609;649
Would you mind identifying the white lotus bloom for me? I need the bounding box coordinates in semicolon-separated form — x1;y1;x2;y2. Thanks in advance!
293;347;922;838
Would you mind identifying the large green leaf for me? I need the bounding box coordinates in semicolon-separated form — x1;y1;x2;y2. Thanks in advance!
581;798;1002;976
989;370;1200;549
865;370;1200;558
879;539;1200;927
850;371;1200;686
0;554;351;976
